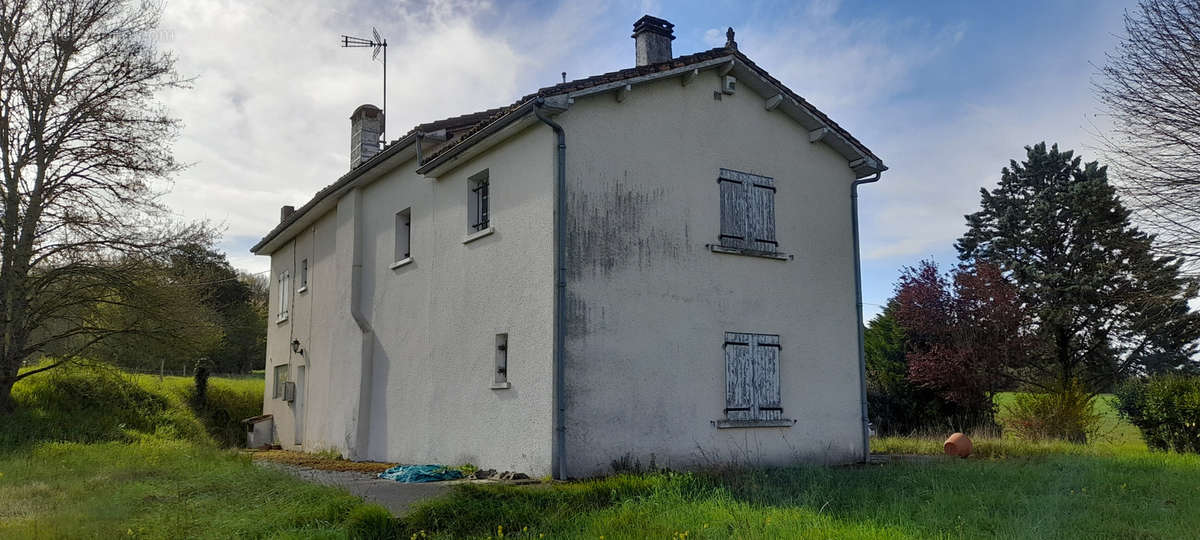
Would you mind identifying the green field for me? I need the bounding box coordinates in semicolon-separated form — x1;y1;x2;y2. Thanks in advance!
2;367;1198;539
0;363;384;538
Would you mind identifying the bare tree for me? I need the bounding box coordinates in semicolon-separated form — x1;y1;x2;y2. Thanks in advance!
1097;0;1200;274
0;0;209;411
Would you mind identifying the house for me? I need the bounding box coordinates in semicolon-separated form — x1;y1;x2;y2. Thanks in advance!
251;16;886;479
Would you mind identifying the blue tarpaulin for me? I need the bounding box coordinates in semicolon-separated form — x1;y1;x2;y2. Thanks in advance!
377;465;463;483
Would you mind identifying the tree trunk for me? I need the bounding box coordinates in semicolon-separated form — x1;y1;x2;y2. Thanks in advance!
0;378;15;414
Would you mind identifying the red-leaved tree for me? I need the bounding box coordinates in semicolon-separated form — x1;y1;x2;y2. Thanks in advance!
893;260;1028;420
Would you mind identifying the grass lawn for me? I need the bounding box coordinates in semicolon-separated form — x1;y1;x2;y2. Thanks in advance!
3;365;1198;539
398;451;1200;539
0;439;367;538
396;393;1199;539
0;363;386;539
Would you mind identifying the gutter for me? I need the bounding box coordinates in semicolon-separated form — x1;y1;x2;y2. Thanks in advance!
851;171;881;462
533;96;568;481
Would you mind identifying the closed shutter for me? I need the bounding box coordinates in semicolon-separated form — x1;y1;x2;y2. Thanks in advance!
753;334;782;420
724;332;754;421
724;332;783;422
718;174;746;249
749;176;777;253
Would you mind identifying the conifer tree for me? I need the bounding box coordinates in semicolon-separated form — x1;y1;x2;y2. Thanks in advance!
957;143;1200;392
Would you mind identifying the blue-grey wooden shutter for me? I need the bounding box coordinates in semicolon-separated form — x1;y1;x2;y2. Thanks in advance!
753;334;782;420
718;171;747;249
749;176;777;253
724;332;754;421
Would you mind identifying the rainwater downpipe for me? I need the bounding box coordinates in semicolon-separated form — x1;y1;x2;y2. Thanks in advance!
533;96;568;481
852;171;881;463
347;188;375;460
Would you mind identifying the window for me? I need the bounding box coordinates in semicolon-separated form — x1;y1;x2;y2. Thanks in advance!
717;168;776;253
277;270;291;322
719;332;790;427
273;364;289;399
492;333;510;389
468;170;490;233
395;208;411;262
299;259;308;291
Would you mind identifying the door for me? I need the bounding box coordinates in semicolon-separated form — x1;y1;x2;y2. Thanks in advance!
293;365;306;445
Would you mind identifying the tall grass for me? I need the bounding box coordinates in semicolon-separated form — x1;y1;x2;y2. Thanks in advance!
0;438;364;538
402;452;1200;539
0;363;388;538
3;362;262;451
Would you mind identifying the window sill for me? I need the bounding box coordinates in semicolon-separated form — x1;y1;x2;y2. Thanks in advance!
490;381;511;390
389;257;413;270
707;244;791;261
276;315;289;325
713;419;795;429
463;226;495;244
296;286;308;294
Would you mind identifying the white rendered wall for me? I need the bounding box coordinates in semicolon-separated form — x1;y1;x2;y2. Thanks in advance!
263;124;557;475
559;71;866;477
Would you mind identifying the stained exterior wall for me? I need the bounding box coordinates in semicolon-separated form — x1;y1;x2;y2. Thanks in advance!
262;124;556;475
559;71;865;477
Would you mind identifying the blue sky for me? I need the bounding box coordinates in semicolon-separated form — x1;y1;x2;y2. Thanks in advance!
158;0;1136;319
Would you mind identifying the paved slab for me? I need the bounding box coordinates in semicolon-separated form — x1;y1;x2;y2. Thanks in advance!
258;462;454;515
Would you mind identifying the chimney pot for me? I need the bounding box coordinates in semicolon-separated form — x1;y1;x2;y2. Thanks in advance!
632;15;674;66
280;205;295;222
350;104;384;169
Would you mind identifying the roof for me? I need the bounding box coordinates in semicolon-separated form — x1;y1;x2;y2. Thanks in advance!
252;45;884;254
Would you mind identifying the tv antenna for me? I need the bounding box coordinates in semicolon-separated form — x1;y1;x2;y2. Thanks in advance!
341;27;388;142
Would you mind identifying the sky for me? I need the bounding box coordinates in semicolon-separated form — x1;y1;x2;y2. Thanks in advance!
154;0;1138;319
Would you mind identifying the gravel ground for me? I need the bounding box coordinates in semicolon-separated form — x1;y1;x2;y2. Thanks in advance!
256;461;455;515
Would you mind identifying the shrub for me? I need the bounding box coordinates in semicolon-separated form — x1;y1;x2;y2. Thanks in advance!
344;504;397;539
1;362;209;450
1002;384;1102;443
1114;375;1200;453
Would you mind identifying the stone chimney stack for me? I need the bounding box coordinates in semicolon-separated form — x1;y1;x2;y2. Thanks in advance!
280;205;295;223
350;104;384;169
632;15;674;66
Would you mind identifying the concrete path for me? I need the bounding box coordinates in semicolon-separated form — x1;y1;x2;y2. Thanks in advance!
258;462;454;515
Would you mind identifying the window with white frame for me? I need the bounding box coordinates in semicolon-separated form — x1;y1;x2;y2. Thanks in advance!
717;168;776;253
299;259;308;291
468;170;490;233
273;364;289;399
277;270;291;322
395;208;411;261
721;332;789;426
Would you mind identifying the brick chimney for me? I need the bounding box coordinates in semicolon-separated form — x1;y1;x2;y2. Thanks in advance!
632;15;674;66
350;104;384;168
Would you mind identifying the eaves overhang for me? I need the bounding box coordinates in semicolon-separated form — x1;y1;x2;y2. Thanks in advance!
250;134;419;255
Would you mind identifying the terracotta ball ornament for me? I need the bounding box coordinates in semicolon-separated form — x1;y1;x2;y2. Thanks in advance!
944;432;972;458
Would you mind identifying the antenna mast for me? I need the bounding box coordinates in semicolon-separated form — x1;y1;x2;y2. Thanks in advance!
341;28;388;143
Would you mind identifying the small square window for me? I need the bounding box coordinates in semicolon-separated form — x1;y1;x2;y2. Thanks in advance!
273;364;289;399
395;208;411;261
276;271;291;322
494;333;509;388
468;170;490;233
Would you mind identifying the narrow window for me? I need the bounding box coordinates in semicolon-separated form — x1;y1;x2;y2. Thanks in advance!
468;170;490;233
273;364;289;399
395;208;411;261
493;333;509;388
299;259;309;290
277;271;291;321
723;332;783;423
718;169;776;253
